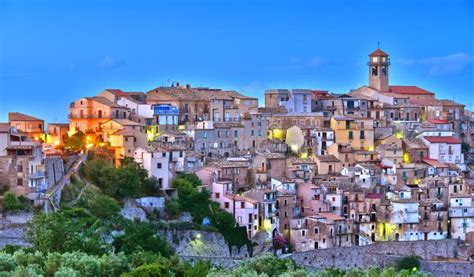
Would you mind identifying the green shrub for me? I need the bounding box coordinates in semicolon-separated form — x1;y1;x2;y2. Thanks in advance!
54;266;80;277
396;256;420;272
0;252;16;272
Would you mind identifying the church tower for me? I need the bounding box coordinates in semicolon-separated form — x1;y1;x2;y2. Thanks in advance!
368;48;389;92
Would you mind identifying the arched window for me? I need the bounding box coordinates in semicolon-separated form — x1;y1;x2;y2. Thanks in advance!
372;66;378;76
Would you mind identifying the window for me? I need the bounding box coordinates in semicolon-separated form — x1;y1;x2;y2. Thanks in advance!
240;202;245;208
302;230;306;237
224;202;229;209
314;228;319;234
234;130;238;138
372;66;378;76
157;163;162;169
158;178;163;187
17;178;23;186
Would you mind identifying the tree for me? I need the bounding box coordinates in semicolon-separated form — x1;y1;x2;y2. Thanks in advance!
88;194;121;219
213;210;236;232
26;208;111;255
63;131;86;152
3;192;20;211
173;177;214;224
112;221;173;257
176;173;202;187
165;199;181;219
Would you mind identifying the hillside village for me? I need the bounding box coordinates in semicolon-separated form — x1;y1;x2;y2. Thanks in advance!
1;48;473;275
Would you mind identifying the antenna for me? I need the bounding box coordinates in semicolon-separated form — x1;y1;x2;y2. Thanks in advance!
377;41;380;49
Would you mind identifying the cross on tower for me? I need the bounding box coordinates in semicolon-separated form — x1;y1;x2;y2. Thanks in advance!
377;41;380;49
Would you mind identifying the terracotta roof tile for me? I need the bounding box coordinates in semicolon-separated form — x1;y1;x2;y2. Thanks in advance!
8;112;43;122
387;86;434;96
369;48;389;56
424;136;460;144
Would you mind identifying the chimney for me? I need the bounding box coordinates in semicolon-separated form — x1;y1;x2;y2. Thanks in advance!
176;82;180;87
185;84;191;89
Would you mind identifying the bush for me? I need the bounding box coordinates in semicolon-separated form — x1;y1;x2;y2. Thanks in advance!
164;199;181;219
3;192;20;211
0;252;16;272
396;256;420;272
54;266;80;277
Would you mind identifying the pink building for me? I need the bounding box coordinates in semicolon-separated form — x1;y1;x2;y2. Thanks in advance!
211;181;259;238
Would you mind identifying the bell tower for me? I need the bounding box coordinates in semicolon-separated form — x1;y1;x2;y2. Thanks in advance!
368;47;389;92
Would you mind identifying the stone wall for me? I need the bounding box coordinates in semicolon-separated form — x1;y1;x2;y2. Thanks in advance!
0;212;32;249
291;239;474;275
420;261;474;277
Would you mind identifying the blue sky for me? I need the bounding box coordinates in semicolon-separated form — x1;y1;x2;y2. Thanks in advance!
1;0;473;124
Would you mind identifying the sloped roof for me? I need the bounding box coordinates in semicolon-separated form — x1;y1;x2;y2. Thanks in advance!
104;89;128;96
369;48;389;56
387;86;434;96
91;96;122;108
147;86;248;101
316;155;340;163
424;136;460;144
8;112;43;122
0;123;11;132
422;158;448;168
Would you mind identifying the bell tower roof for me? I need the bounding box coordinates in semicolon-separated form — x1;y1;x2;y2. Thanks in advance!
369;48;389;57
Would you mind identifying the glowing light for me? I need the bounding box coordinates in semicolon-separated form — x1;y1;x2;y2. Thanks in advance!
378;222;396;241
86;143;94;149
290;144;299;152
262;219;272;231
34;136;39;141
86;136;91;142
403;152;411;164
269;128;285;140
368;146;374;151
196;233;202;239
54;141;60;146
178;125;186;130
395;131;404;139
299;152;308;158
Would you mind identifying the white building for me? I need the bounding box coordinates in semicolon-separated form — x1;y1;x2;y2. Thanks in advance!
134;147;171;189
265;89;312;114
421;136;463;165
118;97;153;118
391;200;421;241
311;128;335;155
448;195;473;240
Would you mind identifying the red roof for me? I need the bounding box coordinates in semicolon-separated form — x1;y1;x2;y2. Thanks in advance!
387;86;434;96
429;119;448;124
105;89;128;96
369;48;389;56
422;158;448;168
424;136;460;144
311;90;334;99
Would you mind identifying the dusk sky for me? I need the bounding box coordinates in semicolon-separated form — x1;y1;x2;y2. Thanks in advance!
1;0;473;124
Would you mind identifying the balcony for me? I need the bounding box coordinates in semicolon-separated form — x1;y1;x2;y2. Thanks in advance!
29;171;45;179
